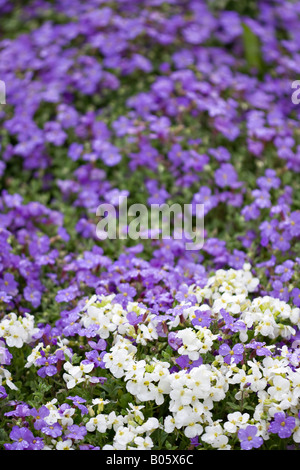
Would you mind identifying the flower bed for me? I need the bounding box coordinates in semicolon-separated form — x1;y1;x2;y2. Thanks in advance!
0;0;300;451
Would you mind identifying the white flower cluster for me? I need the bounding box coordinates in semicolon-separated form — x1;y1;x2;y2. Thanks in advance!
241;296;300;340
0;366;17;392
165;364;228;439
63;360;95;389
188;263;260;306
103;335;171;405
176;327;218;360
80;294;158;345
0;312;39;348
93;264;300;449
86;402;160;450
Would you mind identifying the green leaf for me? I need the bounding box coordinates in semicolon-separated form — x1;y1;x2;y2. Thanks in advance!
242;23;263;73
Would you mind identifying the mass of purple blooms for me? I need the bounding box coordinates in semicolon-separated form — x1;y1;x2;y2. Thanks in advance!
0;0;300;451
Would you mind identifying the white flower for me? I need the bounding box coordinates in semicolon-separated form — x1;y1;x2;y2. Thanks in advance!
59;407;75;427
114;426;135;447
164;415;176;433
201;422;226;447
268;375;291;401
0;312;39;348
86;414;108;433
133;436;153;450
56;439;74;450
0;367;18;390
184;420;203;439
224;412;250;433
25;342;43;368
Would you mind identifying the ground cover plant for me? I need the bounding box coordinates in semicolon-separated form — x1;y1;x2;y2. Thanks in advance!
0;0;300;451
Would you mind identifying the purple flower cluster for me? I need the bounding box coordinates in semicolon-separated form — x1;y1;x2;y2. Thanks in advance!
0;0;299;452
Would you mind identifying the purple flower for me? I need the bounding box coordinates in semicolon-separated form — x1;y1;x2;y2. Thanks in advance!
0;385;7;399
274;260;294;282
245;341;271;357
168;331;183;351
270;280;289;302
288;211;300;237
191;309;212;328
252;189;271;209
7;426;35;450
0;341;13;365
238;425;263;450
175;284;196;304
215;163;239;188
220;309;246;333
126;311;143;326
0;291;12;303
4;403;31;418
30;406;50;431
24;286;42;308
256;169;280;190
35;355;58;377
85;350;106;369
291;288;300;307
268;412;296;439
55;284;79;303
176;355;203;371
0;272;18;295
88;338;107;351
41;422;63;438
66;424;87;440
67;395;88;415
30;436;44;450
219;343;244;364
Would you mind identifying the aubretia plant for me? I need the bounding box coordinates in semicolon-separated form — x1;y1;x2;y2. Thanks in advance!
0;0;300;452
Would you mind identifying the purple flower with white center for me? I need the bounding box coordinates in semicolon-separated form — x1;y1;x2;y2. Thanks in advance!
268;412;296;439
35;355;58;377
219;343;244;364
238;425;263;450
